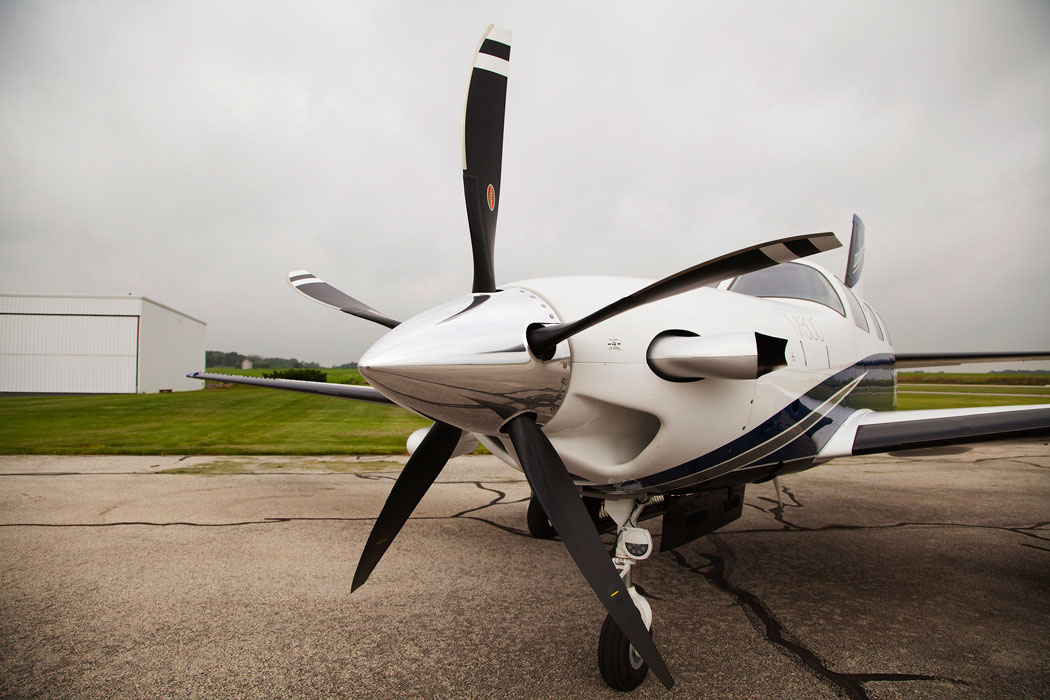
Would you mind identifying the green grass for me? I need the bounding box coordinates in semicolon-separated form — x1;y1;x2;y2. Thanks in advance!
896;393;1049;410
899;383;1050;396
2;371;1047;455
0;385;429;455
898;372;1050;385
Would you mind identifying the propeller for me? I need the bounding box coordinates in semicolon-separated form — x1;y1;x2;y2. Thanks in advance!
288;271;400;329
505;413;675;689
462;25;511;293
313;25;848;691
527;231;841;358
352;421;464;591
349;26;514;593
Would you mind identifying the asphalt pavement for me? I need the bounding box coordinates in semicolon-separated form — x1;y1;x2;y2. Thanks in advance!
1;443;1048;699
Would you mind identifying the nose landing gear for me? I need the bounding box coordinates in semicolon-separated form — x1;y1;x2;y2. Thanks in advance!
598;498;655;691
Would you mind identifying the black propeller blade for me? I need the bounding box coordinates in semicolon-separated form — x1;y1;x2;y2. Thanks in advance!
351;421;464;591
528;231;841;358
462;25;512;294
504;413;675;690
288;270;400;329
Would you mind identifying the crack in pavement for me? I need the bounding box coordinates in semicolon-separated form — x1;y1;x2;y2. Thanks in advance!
669;540;966;700
743;487;1049;549
974;455;1050;470
1021;543;1050;553
451;482;510;518
726;520;1050;550
0;475;533;538
755;484;806;530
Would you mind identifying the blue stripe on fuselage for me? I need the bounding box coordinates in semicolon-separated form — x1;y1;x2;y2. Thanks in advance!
584;353;895;494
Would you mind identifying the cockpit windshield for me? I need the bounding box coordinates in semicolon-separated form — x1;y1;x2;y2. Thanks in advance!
728;262;846;316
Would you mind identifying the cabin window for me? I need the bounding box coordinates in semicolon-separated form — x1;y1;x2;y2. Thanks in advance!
864;303;884;341
874;309;892;344
729;262;846;316
841;285;869;332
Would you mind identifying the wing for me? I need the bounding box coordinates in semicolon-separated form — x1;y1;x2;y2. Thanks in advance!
188;372;395;405
895;352;1050;368
818;404;1050;459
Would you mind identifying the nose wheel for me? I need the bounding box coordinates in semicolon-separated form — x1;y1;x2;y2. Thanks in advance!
598;497;656;691
599;613;652;690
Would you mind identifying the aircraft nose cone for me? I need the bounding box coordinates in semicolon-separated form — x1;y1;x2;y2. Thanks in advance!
358;289;571;434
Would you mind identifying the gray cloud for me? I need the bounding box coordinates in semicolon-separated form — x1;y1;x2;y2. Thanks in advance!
2;1;1047;367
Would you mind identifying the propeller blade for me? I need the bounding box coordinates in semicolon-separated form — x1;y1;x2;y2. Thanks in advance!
351;421;463;591
528;231;841;357
462;25;512;293
504;413;675;690
288;270;400;329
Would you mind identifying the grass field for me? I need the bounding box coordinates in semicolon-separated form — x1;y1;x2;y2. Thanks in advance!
899;383;1050;396
898;372;1050;385
895;393;1049;410
0;384;428;455
1;372;1046;455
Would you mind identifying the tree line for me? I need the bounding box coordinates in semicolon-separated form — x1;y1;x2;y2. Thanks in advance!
206;350;357;370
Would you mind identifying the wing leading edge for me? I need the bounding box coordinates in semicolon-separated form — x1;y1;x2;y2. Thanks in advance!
188;372;395;405
818;404;1050;459
894;352;1050;368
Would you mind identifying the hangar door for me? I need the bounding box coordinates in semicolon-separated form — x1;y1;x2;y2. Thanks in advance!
0;315;139;393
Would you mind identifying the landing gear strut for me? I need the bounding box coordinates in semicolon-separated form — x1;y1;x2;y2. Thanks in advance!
598;498;654;691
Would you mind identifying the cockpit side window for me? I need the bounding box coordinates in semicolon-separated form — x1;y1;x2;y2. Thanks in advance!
729;262;846;316
874;309;892;345
841;285;869;332
864;303;884;341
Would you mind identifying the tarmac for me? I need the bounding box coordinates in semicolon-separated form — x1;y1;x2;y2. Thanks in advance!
1;443;1048;700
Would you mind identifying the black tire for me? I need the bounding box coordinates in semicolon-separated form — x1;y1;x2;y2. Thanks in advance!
583;496;602;527
526;494;557;539
598;612;650;691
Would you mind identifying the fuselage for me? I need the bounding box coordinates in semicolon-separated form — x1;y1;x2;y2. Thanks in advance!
360;261;895;497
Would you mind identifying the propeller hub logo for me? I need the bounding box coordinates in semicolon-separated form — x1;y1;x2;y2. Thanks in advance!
487;184;496;211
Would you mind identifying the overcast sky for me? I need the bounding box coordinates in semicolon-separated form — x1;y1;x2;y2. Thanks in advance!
2;1;1048;368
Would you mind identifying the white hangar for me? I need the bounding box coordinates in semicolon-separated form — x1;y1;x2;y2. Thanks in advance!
0;294;205;394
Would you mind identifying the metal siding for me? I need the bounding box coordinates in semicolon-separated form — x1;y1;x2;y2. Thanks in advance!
0;315;138;393
0;294;143;317
137;300;206;392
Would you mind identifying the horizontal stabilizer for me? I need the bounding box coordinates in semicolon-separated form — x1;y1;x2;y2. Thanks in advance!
188;372;395;405
818;404;1050;459
895;352;1050;368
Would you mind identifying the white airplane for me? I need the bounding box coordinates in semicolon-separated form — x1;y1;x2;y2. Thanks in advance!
191;26;1050;691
